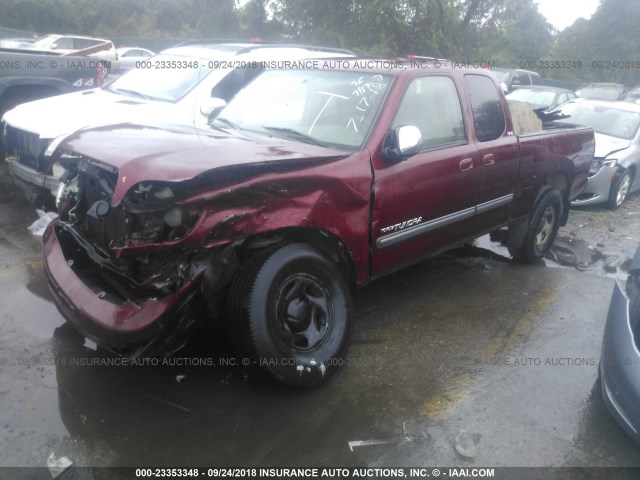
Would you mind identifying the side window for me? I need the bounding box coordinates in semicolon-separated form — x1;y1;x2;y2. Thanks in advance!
557;93;568;105
515;72;531;86
391;76;466;149
53;38;74;49
75;38;100;50
464;74;506;142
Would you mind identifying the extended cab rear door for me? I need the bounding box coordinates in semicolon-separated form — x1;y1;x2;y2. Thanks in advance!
463;74;519;230
370;74;480;276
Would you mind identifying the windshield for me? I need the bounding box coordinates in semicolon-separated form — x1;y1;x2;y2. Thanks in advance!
507;88;556;108
216;69;392;150
576;86;622;101
32;35;58;48
105;53;214;102
554;102;640;139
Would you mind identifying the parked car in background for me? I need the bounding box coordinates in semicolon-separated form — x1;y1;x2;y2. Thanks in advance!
115;47;155;72
1;42;353;205
600;245;640;446
491;67;542;93
0;37;37;48
623;85;640;104
552;99;640;209
44;60;593;386
19;34;119;71
506;85;577;111
576;83;627;101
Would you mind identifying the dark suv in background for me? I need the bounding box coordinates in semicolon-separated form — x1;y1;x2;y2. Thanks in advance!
491;68;542;93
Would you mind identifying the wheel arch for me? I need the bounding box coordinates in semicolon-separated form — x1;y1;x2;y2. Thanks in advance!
542;168;570;225
237;227;357;288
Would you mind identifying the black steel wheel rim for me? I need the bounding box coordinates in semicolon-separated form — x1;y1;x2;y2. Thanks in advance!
274;272;333;352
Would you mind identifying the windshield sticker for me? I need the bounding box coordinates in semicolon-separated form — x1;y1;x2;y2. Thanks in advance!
348;75;386;133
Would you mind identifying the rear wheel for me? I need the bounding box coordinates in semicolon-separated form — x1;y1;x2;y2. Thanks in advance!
607;170;632;210
509;187;563;262
227;243;352;387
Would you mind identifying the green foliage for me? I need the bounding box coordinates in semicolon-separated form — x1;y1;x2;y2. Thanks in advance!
552;0;640;85
1;0;637;86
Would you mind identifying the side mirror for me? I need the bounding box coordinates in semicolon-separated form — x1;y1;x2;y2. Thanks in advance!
382;125;422;164
199;97;227;119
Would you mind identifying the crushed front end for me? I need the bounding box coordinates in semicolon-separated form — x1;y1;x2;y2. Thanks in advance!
44;155;208;357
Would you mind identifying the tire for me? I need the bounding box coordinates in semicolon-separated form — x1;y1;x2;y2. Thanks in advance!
227;243;352;387
509;187;563;263
607;170;632;210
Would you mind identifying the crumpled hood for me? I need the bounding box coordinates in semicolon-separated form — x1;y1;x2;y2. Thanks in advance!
2;88;181;139
594;132;631;158
61;123;349;206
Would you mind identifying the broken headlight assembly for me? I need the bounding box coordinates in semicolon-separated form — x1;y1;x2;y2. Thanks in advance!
118;181;202;246
590;157;618;175
55;153;84;215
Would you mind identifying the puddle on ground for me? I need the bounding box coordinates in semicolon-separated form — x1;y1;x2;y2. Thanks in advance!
546;236;631;280
457;234;633;281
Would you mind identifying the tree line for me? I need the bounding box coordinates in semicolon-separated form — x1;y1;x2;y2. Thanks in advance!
1;0;639;85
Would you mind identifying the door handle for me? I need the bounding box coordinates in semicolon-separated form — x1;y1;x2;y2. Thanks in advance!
459;158;474;171
483;154;495;166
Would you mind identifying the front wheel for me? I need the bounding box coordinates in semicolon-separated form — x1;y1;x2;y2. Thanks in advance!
509;187;563;263
227;243;352;387
607;170;632;210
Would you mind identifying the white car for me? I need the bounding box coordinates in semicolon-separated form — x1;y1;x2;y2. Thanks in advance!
553;99;640;209
25;34;119;71
115;47;155;72
1;42;353;204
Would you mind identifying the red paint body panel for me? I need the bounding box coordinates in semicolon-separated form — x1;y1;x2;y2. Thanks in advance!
43;222;202;349
43;63;595;352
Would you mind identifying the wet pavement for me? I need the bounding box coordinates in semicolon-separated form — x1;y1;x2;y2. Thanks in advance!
0;168;639;476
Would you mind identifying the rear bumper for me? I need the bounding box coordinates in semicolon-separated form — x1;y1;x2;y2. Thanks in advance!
43;221;203;356
600;281;640;446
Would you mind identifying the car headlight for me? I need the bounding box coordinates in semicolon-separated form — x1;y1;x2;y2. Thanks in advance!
122;182;201;245
589;157;618;175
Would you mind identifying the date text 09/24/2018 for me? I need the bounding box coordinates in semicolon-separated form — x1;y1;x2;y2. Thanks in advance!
519;59;640;70
134;467;496;478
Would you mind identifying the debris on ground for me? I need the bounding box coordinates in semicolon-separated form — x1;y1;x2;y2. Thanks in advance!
454;430;477;458
28;210;59;236
47;452;73;478
347;439;396;451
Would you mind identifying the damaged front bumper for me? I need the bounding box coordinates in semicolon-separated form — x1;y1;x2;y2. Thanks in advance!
43;220;204;357
570;164;617;206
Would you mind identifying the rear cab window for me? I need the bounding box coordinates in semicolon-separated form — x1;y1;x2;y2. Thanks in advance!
464;74;506;142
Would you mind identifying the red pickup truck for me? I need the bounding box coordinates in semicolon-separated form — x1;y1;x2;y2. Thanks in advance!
43;60;594;386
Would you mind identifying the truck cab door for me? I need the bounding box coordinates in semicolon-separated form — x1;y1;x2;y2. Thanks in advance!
370;74;480;277
463;74;519;231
